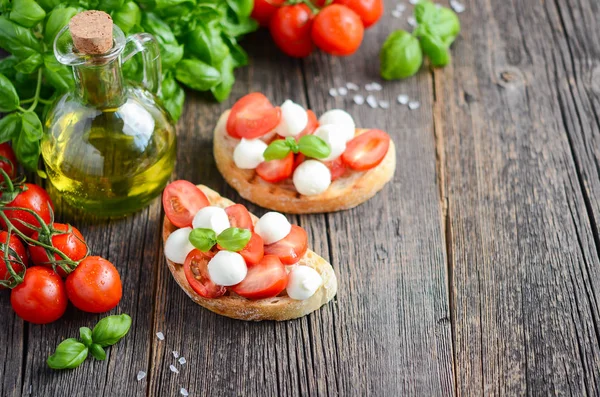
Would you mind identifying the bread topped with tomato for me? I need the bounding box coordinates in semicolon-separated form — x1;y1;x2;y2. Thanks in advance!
213;93;396;214
162;182;337;321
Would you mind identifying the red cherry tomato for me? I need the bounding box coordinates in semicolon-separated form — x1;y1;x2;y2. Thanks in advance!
264;225;308;264
65;256;122;313
324;156;348;180
163;180;210;228
269;4;314;58
0;231;27;288
293;153;306;171
238;232;264;266
11;266;67;324
0;143;17;179
311;4;364;56
252;0;285;27
256;152;294;183
0;183;54;237
231;255;288;299
296;110;319;139
225;204;254;231
183;249;226;298
342;129;390;170
29;224;87;276
334;0;383;28
227;93;281;139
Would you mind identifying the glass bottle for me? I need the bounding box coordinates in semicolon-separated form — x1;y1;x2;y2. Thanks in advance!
42;22;176;217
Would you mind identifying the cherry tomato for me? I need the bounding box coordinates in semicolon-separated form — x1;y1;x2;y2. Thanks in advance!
239;232;264;266
293;153;306;171
269;4;314;58
252;0;285;26
342;129;390;170
311;4;364;56
65;256;122;313
264;225;308;264
0;231;27;288
183;249;226;298
324;156;348;180
296;110;319;139
334;0;383;28
256;152;294;183
0;143;17;179
11;266;67;324
227;93;281;139
225;204;254;231
29;224;87;275
231;255;288;299
0;184;54;237
163;180;210;228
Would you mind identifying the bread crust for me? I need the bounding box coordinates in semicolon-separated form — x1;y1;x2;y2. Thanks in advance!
162;185;338;321
214;110;396;214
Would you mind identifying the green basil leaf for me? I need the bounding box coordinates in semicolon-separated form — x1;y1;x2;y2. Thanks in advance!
216;227;251;252
425;7;460;46
141;12;177;44
298;135;331;159
284;137;300;152
9;0;46;28
13;125;40;171
112;2;141;34
97;0;125;11
47;338;89;370
90;343;107;361
189;228;217;252
187;25;214;64
155;0;195;10
175;59;221;91
0;16;42;59
92;314;132;347
44;7;79;45
420;33;451;67
226;0;253;18
0;56;19;80
414;0;437;25
37;0;63;11
21;112;43;140
222;35;248;67
264;140;291;161
79;327;93;347
43;53;75;93
220;12;258;38
211;55;235;102
0;73;20;112
160;43;184;70
160;78;185;121
380;30;423;80
14;53;43;74
0;113;22;144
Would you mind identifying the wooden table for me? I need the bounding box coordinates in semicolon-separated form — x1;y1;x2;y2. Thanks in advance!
2;0;600;395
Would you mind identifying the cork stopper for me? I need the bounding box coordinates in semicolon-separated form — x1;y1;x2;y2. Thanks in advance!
69;11;113;55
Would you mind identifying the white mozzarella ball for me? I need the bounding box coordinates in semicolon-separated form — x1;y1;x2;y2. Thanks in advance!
314;124;347;161
255;212;292;245
286;266;323;300
318;109;356;142
192;206;230;234
276;100;308;137
207;251;248;286
233;138;268;169
293;160;331;196
164;227;195;264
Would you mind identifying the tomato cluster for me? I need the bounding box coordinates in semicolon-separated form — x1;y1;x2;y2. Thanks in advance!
0;144;122;324
252;0;383;58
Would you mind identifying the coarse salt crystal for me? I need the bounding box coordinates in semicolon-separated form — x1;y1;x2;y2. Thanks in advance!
353;95;365;105
179;357;187;365
170;364;179;374
409;0;418;4
180;388;189;396
366;95;378;108
407;16;417;27
450;0;465;13
156;332;164;341
408;101;420;110
173;351;179;359
365;83;374;91
137;371;147;381
371;82;382;91
346;82;359;90
392;9;402;18
379;100;390;109
397;94;409;105
328;88;338;97
396;3;406;12
29;385;32;394
338;87;348;95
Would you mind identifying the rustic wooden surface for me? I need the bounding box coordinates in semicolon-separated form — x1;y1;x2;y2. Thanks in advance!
2;0;600;395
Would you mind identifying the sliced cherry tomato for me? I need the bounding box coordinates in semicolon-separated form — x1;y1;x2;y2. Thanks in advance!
296;110;319;139
334;0;383;28
0;231;27;288
264;225;308;264
225;204;254;231
293;153;306;171
29;224;87;277
342;129;390;170
11;266;67;324
256;152;294;183
252;0;285;27
66;256;122;313
269;4;314;58
239;232;264;266
184;249;226;298
226;93;281;139
162;180;210;228
311;4;364;56
0;183;54;237
324;156;348;180
0;143;17;178
231;255;288;299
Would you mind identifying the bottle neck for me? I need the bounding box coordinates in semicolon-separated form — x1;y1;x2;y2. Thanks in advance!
73;58;124;108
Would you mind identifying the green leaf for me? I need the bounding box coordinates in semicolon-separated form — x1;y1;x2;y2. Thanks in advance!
414;1;437;25
298;135;331;159
226;0;253;18
14;53;43;74
92;314;132;347
160;76;185;121
0;113;22;144
420;33;451;67
425;7;460;46
90;343;107;361
0;73;20;112
9;0;46;28
380;30;423;80
97;0;125;11
43;53;75;93
79;327;93;347
189;228;217;252
0;56;19;80
220;12;258;38
112;2;141;34
13;125;40;172
37;0;63;11
160;43;184;70
141;12;177;44
21;112;43;140
222;35;248;67
44;7;79;45
155;0;195;10
264;140;292;161
175;59;221;91
0;16;42;59
211;55;235;102
216;227;251;252
47;338;89;370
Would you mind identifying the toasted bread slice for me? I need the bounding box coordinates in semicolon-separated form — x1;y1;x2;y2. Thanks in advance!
214;110;396;214
162;185;337;321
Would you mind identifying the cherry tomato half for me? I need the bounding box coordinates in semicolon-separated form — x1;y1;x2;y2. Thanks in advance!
264;225;308;264
231;255;288;299
295;110;319;139
163;180;210;228
0;231;27;288
256;152;294;183
11;266;67;324
184;249;226;298
65;256;122;313
334;0;383;28
342;129;390;170
0;143;17;179
227;93;281;139
239;232;264;266
324;156;348;180
252;0;285;27
29;223;87;275
269;4;314;58
0;183;54;237
225;204;254;231
311;4;364;56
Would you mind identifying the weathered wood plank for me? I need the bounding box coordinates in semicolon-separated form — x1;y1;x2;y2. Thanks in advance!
0;297;23;397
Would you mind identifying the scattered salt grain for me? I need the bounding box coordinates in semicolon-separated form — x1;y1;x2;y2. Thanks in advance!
366;95;378;108
396;3;406;12
371;82;382;91
179;357;187;365
29;385;32;394
173;351;179;359
156;332;164;341
353;95;365;105
391;9;402;18
409;0;418;4
379;100;390;109
328;88;338;97
408;101;420;110
180;388;189;396
365;83;374;91
397;94;409;105
137;371;147;381
170;364;179;374
346;82;359;90
450;0;465;13
338;87;348;95
407;16;417;27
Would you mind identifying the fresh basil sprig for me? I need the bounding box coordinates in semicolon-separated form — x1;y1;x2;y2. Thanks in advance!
189;227;252;252
47;339;89;370
92;313;132;347
264;136;331;161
